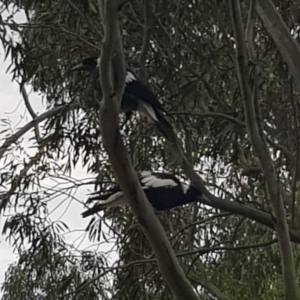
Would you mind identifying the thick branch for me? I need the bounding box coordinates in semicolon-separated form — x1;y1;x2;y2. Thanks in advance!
245;0;264;139
163;85;300;244
256;0;300;85
98;1;200;299
230;1;298;299
170;143;300;244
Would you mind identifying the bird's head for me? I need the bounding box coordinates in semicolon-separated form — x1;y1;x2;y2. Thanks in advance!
70;57;99;72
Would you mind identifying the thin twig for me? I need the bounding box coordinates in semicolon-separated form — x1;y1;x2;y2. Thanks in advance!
20;83;41;142
1;21;99;50
0;102;79;160
169;111;246;127
139;0;152;83
67;0;102;38
0;150;44;212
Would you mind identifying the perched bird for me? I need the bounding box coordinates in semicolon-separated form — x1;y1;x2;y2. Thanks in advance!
82;170;202;217
71;57;176;139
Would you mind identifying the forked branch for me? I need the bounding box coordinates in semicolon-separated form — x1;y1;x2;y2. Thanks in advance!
97;1;201;299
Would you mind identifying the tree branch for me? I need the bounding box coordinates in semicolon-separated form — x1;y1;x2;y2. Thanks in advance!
230;1;299;299
245;0;264;139
0;21;99;50
169;111;246;127
161;111;300;244
97;1;201;299
67;0;102;38
0;149;44;213
290;79;300;227
198;180;300;243
72;238;277;300
256;0;300;85
20;83;41;142
0;102;79;160
163;99;300;245
166;109;300;244
139;0;152;83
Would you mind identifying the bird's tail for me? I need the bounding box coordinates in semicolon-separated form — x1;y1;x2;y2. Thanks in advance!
82;203;106;218
82;191;126;218
155;112;178;144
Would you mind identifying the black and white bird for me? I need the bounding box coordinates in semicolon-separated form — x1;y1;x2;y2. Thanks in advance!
81;170;202;218
71;57;175;139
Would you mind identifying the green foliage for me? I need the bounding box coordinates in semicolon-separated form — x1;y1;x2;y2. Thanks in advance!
0;0;300;299
2;244;108;299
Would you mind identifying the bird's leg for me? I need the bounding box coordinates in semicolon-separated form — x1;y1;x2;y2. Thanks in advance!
125;111;133;123
120;111;133;133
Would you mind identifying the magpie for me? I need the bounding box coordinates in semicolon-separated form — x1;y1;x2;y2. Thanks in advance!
71;57;176;139
81;170;202;217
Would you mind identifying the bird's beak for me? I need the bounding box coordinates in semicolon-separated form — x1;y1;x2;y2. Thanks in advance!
70;63;84;72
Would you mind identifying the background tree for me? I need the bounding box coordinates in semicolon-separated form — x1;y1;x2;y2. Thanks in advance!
0;0;300;299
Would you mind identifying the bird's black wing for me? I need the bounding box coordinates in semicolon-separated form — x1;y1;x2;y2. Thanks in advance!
144;186;201;211
124;74;176;139
124;79;166;113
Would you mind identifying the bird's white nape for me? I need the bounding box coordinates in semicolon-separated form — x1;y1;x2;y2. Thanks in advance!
181;184;189;194
125;71;136;83
96;57;101;67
